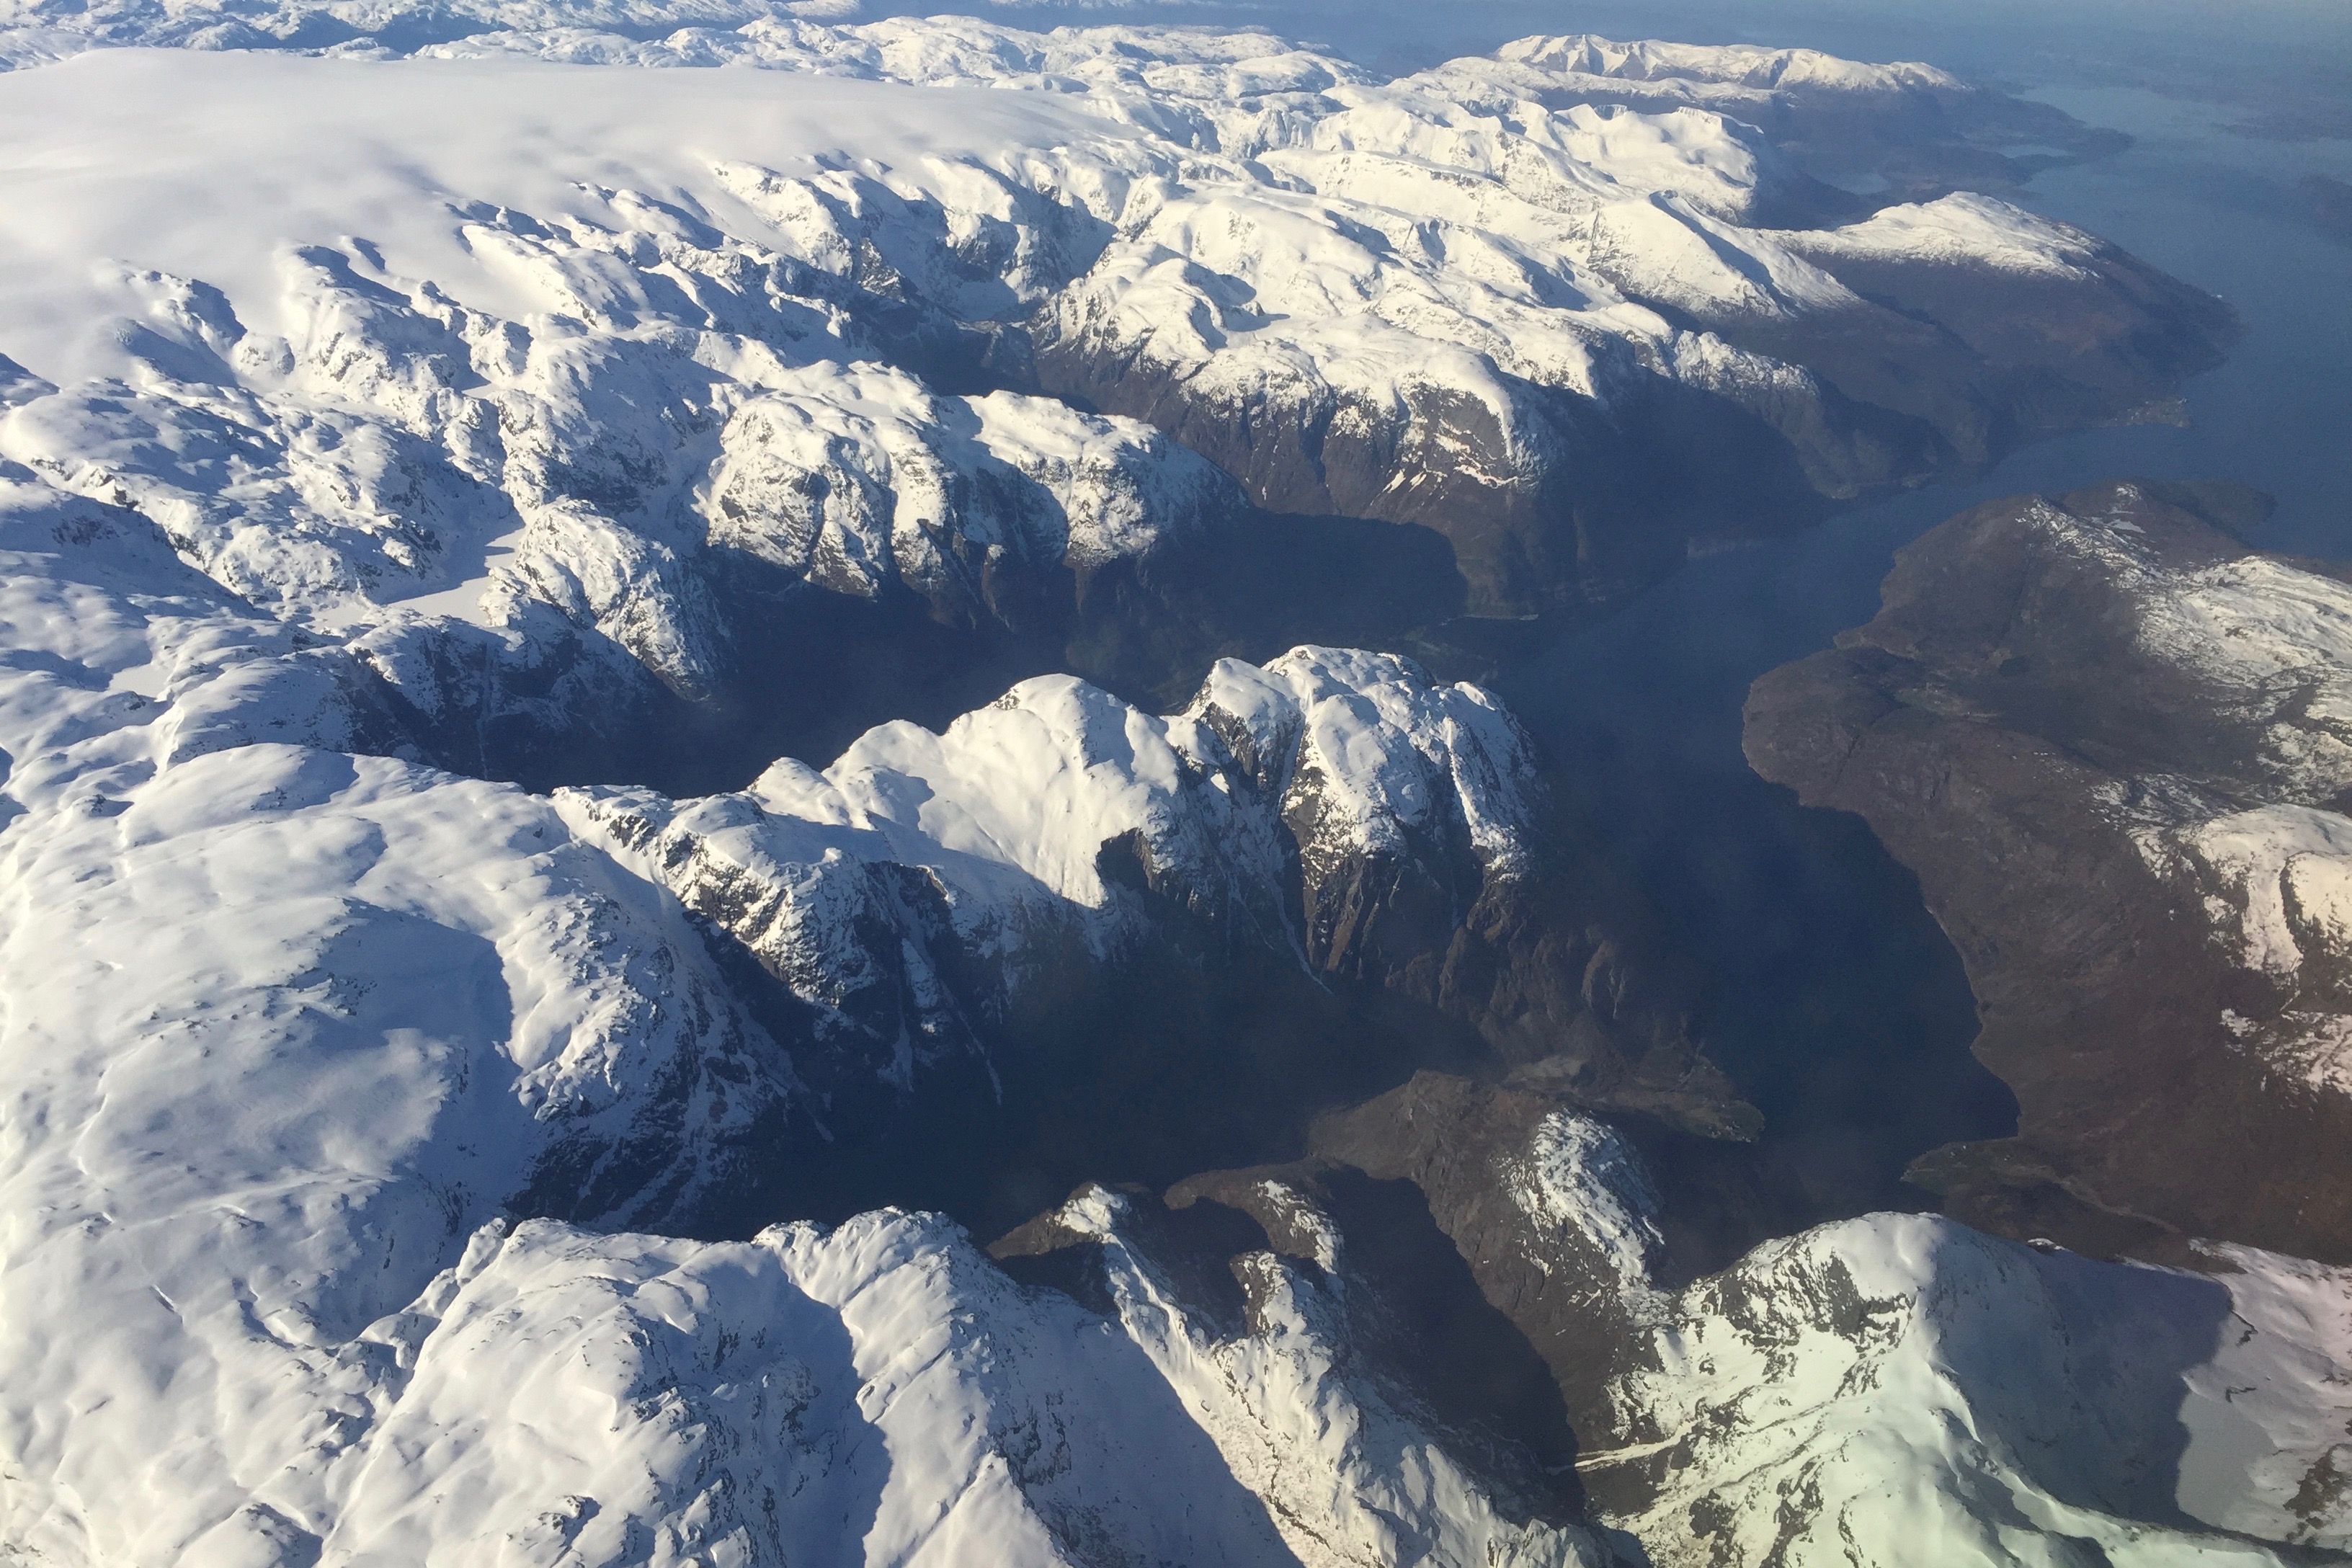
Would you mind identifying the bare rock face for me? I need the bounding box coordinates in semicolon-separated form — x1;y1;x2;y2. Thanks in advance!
1306;1077;1670;1441
1745;479;2352;1262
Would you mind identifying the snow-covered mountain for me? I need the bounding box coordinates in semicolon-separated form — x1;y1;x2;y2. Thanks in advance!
0;9;2233;791
15;430;2348;1562
0;9;2332;1567
566;643;1750;1158
1310;1072;2352;1562
0;438;1643;1557
0;426;1712;1557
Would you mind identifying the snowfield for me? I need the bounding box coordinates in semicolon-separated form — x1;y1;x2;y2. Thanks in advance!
0;9;2328;1567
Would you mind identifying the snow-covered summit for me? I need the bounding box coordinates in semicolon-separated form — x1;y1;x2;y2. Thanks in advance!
1493;33;1962;97
558;645;1594;1113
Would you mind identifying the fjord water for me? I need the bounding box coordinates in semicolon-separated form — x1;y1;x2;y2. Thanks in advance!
1489;5;2352;1221
992;0;2352;1221
940;0;2352;1221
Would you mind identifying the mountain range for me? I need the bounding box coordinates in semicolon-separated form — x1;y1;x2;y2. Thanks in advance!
0;9;2338;1566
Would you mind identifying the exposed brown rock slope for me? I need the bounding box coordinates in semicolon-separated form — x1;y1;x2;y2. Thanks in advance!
1746;479;2352;1261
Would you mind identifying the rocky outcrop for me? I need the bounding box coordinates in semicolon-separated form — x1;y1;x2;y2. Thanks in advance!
1745;479;2352;1262
992;1180;1609;1564
1307;1078;1672;1440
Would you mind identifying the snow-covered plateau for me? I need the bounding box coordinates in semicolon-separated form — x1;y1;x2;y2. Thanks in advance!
0;7;2333;1567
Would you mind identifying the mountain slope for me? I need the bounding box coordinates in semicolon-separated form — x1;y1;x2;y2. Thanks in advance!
1747;481;2352;1265
1028;1087;2352;1565
0;459;1637;1562
5;453;2348;1564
